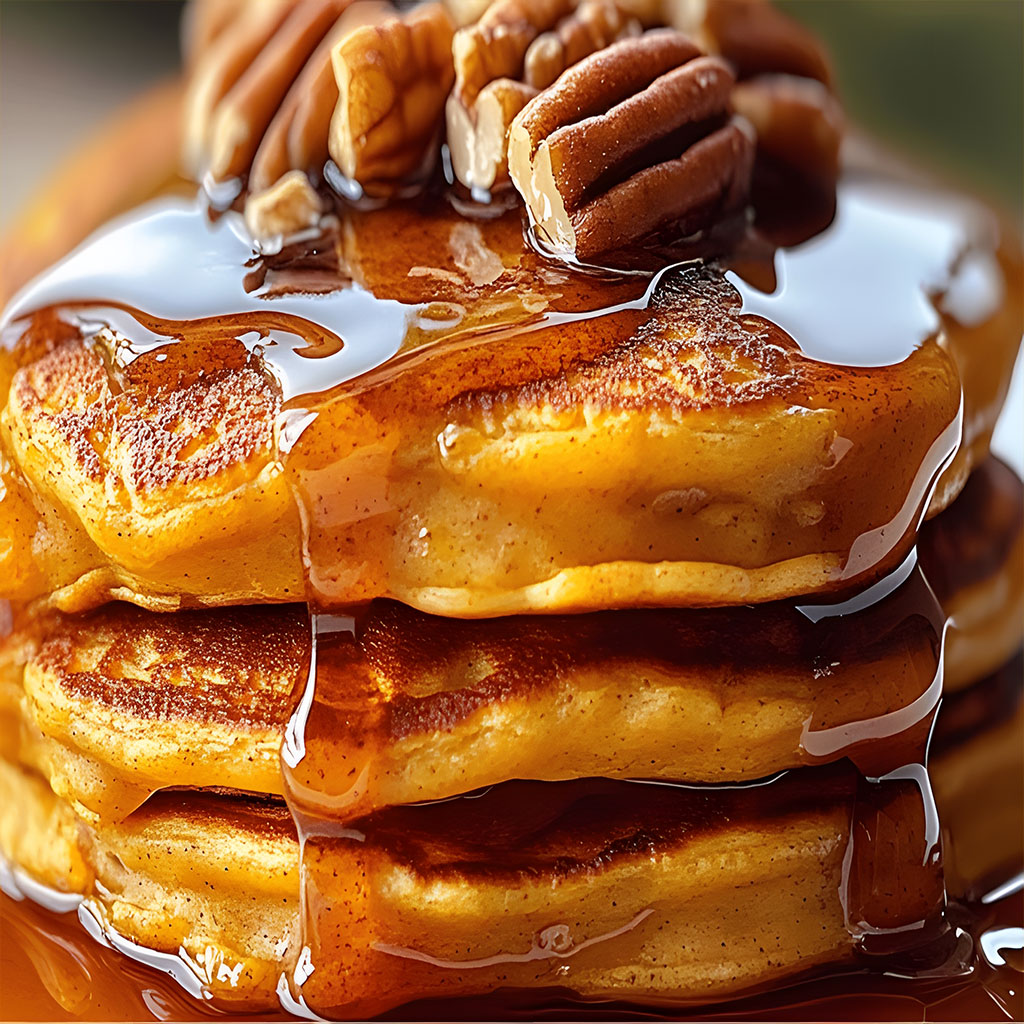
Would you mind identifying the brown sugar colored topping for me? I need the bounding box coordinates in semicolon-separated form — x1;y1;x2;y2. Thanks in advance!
507;30;755;258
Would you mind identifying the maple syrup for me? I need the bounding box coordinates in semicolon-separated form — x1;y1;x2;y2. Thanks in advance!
0;145;1021;1019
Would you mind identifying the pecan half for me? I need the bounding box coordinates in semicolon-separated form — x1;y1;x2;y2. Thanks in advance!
443;0;494;28
446;0;642;191
183;0;299;178
522;0;641;89
667;0;832;86
446;78;538;193
199;0;352;183
245;168;323;239
248;1;392;196
329;3;456;189
731;72;843;185
184;0;454;236
507;30;754;258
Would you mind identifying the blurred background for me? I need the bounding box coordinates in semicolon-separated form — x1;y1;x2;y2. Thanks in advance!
0;0;1020;456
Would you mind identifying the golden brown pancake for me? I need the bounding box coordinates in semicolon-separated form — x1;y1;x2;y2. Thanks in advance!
0;759;296;1012
2;169;1020;616
9;565;942;822
7;459;1017;823
919;457;1024;692
0;757;942;1015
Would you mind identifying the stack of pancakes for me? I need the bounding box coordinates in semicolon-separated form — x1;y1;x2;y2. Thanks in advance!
1;3;1023;1019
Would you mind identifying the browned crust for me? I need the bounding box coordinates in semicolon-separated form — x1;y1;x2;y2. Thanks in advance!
34;603;306;730
10;334;279;491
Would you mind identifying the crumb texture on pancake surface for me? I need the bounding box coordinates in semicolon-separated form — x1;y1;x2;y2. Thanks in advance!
5;577;946;819
1;254;970;614
1;755;943;1017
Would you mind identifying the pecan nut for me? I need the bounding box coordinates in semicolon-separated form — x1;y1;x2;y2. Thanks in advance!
245;168;323;239
189;0;351;183
446;0;642;191
329;3;456;190
183;0;454;236
183;0;298;179
446;78;537;193
731;72;843;185
667;0;832;86
703;0;832;85
248;1;393;197
507;30;754;258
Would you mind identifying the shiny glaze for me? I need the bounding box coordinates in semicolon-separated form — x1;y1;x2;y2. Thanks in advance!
2;166;1004;375
0;158;1016;614
2;858;1022;1020
2;645;1022;1018
283;559;947;822
1;141;1021;1020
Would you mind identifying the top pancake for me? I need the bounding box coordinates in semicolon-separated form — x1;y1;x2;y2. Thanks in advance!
1;168;1020;615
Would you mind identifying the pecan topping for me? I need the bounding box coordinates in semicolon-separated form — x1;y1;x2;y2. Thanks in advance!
248;2;393;197
183;0;455;236
446;0;642;191
731;72;843;185
700;0;832;86
443;0;493;28
245;168;323;239
186;0;351;183
507;30;754;258
522;0;641;89
330;3;456;189
446;78;538;193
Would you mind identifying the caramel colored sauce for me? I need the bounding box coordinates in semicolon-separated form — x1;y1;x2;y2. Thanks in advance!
3;883;1021;1020
1;158;1018;614
1;142;1021;1020
284;559;945;821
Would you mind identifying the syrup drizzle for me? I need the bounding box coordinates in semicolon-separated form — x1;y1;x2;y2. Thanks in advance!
0;155;1020;1019
2;171;1004;384
2;163;1013;617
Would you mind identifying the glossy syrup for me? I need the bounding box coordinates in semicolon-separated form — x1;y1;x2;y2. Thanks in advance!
2;863;1022;1019
0;160;1016;612
1;155;1022;1021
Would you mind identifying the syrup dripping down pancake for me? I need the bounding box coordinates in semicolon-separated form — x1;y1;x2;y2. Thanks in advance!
10;575;940;821
2;170;1020;616
5;457;1018;824
918;456;1024;693
0;760;297;1012
0;757;944;1015
2;658;1020;1020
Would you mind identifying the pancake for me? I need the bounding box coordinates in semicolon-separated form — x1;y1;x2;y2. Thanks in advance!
2;169;1020;617
7;604;306;821
931;650;1024;899
9;459;1018;823
8;561;942;823
0;757;942;1015
0;759;297;1012
918;457;1024;692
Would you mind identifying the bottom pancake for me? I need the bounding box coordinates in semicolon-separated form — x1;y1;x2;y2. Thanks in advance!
931;651;1024;899
1;757;944;1015
3;650;1020;1018
0;762;297;1010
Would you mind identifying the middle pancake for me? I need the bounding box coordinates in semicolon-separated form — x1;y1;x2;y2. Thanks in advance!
7;458;1019;823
